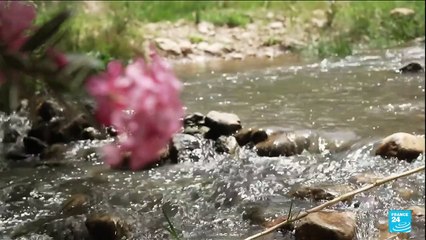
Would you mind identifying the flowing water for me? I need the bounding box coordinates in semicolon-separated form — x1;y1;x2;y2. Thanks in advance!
0;43;425;240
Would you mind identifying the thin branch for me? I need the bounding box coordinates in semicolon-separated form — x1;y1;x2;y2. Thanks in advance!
244;165;425;240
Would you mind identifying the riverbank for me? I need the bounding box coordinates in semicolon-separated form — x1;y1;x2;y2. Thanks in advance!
36;1;425;63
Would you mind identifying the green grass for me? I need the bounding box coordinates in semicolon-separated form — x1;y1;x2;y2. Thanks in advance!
189;35;205;44
35;1;425;59
263;37;282;47
307;1;425;58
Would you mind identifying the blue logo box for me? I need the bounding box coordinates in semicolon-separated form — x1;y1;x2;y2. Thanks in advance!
388;210;412;233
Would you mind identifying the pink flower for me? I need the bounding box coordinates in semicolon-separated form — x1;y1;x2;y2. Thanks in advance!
86;50;184;170
0;1;36;51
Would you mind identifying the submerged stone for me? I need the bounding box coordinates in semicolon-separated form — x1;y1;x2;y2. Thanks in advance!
290;185;353;203
85;214;130;240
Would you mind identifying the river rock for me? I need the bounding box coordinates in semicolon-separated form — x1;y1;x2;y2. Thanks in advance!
234;128;269;147
204;111;242;139
5;145;31;161
241;205;266;226
201;42;225;56
390;7;415;17
374;132;425;162
215;135;239;154
170;133;202;162
268;21;284;29
349;173;380;185
60;193;90;216
85;214;130;240
178;39;193;56
155;38;182;56
295;211;356;240
60;114;93;142
408;206;425;218
41;215;90;240
81;127;102;140
183;112;209;135
2;128;20;143
23;136;48;155
234;128;256;146
290;184;353;203
398;62;424;73
311;9;328;28
255;132;310;157
184;112;205;127
28;118;65;144
377;221;409;240
197;21;215;35
106;126;118;137
396;187;417;200
36;100;62;122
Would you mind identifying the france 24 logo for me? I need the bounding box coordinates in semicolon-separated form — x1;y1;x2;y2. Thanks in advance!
388;210;412;233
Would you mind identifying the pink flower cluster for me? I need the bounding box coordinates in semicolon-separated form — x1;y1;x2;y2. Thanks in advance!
86;50;184;170
0;1;36;52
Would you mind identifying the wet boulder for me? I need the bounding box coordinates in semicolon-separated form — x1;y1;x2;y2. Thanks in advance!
170;133;202;163
81;127;102;140
234;128;268;147
184;112;205;127
183;112;209;135
60;114;93;142
28;114;98;145
2;128;20;143
398;62;424;73
374;132;425;162
5;145;31;161
35;100;62;122
234;128;256;146
28;118;66;144
23;136;48;155
295;211;356;240
204;111;242;139
215;135;239;154
85;214;130;240
255;132;310;157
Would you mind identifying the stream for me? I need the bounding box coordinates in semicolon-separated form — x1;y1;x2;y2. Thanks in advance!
0;42;425;240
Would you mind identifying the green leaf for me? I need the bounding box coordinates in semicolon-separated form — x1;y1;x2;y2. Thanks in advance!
20;10;71;52
162;207;182;240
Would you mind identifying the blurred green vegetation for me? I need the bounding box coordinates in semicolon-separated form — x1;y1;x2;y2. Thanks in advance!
35;1;425;59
